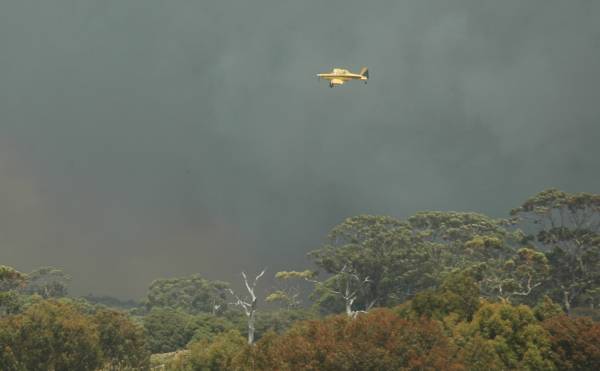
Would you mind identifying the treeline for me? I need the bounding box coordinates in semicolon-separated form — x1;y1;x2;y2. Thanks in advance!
161;271;600;370
0;298;149;370
1;188;600;370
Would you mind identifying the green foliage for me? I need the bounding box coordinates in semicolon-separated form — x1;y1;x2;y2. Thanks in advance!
21;266;70;299
454;301;556;370
407;211;523;281
534;296;564;321
58;296;104;315
267;271;316;309
308;212;543;316
308;215;434;313
512;189;600;313
253;309;317;339
275;270;317;280
184;330;247;371
186;313;236;344
411;269;481;322
144;274;230;315
143;307;194;353
83;294;139;310
150;350;190;370
143;308;240;354
0;266;27;317
408;212;549;304
0;266;26;292
570;306;600;321
93;308;150;369
478;247;550;303
408;211;516;243
0;300;149;370
0;300;103;371
0;316;19;370
0;291;26;317
265;290;293;304
309;281;347;314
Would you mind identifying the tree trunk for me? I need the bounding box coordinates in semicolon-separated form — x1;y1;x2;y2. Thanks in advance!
247;310;256;345
345;301;353;317
563;291;572;316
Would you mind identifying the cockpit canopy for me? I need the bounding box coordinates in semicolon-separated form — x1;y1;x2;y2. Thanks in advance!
333;68;349;74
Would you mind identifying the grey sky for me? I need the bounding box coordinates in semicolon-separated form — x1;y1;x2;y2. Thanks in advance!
1;0;599;298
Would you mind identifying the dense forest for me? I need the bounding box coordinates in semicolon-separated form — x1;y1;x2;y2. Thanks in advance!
1;188;600;370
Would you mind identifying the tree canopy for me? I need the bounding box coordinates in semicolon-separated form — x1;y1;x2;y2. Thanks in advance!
144;274;230;315
511;189;600;313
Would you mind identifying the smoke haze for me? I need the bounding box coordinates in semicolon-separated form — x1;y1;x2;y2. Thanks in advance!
1;0;599;298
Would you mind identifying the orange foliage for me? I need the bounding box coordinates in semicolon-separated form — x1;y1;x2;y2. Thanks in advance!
249;308;464;371
543;315;600;371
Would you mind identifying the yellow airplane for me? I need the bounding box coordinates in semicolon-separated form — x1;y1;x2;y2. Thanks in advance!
317;67;369;88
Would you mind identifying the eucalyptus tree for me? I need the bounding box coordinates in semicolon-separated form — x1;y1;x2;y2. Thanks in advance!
406;211;551;304
266;270;314;310
472;245;550;303
21;266;71;299
0;265;27;316
307;215;441;314
0;265;26;292
511;188;600;313
309;212;549;315
406;211;520;274
143;274;230;315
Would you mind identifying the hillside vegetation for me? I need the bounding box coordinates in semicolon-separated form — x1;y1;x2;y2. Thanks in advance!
2;188;600;370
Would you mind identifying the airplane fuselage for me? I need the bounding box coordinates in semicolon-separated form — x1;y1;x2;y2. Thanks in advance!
316;73;367;82
316;67;369;87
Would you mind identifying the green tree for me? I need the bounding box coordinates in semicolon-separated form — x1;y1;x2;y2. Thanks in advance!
144;274;229;315
0;266;26;291
21;266;71;299
0;315;19;370
0;265;27;316
410;269;481;322
0;300;102;371
265;270;316;310
308;215;431;314
185;330;247;371
455;301;555;370
253;308;317;339
93;308;150;370
408;212;549;304
143;307;194;353
407;211;520;273
186;313;236;344
476;246;550;303
533;296;564;321
309;212;545;315
82;294;139;310
511;189;600;314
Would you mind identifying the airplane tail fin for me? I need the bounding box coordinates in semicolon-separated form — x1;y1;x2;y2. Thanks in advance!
359;67;369;79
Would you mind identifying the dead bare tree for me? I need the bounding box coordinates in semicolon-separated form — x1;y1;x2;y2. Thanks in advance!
228;269;265;345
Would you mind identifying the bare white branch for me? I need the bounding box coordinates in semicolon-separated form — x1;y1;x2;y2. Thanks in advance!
228;269;266;345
